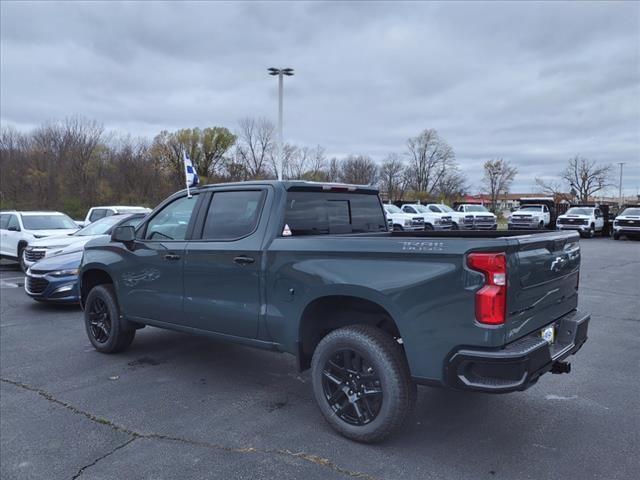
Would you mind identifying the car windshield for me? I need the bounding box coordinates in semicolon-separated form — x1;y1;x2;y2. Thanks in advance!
621;208;640;216
412;205;429;213
519;206;543;211
74;215;132;236
385;204;402;214
438;205;454;212
21;214;77;230
465;205;489;212
566;208;593;215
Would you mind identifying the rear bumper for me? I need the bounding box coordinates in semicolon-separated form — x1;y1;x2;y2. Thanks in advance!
444;309;589;393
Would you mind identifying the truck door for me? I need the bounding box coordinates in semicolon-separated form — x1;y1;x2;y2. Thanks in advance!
119;194;201;325
183;187;270;338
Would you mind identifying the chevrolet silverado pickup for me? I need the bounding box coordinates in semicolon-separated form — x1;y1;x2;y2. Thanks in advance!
79;181;590;442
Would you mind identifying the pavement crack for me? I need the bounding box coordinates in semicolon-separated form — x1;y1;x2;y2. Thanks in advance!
1;377;379;480
71;438;137;479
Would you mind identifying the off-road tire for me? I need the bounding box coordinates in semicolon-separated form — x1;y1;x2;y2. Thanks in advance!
84;284;135;353
311;325;416;443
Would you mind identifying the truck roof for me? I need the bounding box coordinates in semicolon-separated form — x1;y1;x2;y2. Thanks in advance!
196;180;379;194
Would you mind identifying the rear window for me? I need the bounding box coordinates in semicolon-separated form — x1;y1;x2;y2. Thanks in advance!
284;192;387;236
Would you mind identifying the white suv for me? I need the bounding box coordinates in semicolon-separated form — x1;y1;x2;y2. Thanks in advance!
425;204;465;229
0;211;79;270
400;204;453;230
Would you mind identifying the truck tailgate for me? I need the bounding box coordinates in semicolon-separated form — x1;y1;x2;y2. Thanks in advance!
505;231;581;342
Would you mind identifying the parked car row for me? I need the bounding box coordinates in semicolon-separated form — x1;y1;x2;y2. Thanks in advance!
383;203;497;231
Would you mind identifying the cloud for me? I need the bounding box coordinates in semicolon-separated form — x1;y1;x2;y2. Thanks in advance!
1;0;638;194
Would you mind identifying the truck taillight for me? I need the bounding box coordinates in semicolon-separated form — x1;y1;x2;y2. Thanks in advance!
467;252;507;325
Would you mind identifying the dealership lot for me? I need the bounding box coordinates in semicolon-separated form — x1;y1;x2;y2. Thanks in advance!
1;238;639;480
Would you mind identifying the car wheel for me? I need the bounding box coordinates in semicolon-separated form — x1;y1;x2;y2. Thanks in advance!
589;224;595;238
18;244;27;273
538;221;544;230
451;222;459;230
613;232;620;240
425;224;434;231
393;225;403;232
310;325;416;443
84;284;135;353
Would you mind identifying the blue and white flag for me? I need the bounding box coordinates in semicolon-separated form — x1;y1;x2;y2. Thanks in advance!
183;150;199;196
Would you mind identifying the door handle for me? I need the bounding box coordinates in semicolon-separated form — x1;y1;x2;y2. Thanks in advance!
233;256;255;265
164;253;181;261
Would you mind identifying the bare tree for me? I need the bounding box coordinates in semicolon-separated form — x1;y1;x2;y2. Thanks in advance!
327;157;341;183
339;155;378;185
303;145;328;181
560;155;612;203
534;177;573;202
482;158;517;213
378;153;406;202
236;117;274;179
435;167;468;204
405;129;455;196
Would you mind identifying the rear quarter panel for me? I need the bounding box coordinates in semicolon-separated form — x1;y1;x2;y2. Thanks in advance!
265;235;513;382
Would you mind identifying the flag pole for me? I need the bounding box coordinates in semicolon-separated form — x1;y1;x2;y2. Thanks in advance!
183;150;192;198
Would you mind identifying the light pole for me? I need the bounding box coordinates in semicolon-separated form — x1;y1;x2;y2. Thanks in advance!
268;67;294;181
618;162;625;206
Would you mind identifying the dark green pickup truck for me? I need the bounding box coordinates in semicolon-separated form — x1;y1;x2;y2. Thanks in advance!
79;181;589;442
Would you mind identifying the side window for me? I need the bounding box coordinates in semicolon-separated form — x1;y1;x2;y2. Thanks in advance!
145;196;198;240
119;216;144;228
595;209;602;217
202;190;265;241
0;214;9;230
405;206;416;213
7;215;20;231
105;209;115;218
89;209;107;222
428;206;439;213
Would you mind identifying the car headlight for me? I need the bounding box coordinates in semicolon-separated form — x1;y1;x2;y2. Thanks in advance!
49;269;79;277
404;219;412;226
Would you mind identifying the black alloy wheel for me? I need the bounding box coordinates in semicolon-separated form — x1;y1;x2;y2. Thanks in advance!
321;349;383;426
88;297;112;343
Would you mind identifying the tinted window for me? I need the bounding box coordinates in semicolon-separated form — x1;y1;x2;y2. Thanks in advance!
202;190;265;240
621;208;640;216
403;206;416;213
119;216;144;228
428;206;440;213
89;209;108;222
284;192;386;236
21;214;76;230
145;196;197;240
0;214;9;230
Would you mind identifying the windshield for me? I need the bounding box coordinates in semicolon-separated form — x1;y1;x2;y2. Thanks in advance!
438;205;454;212
384;204;402;214
21;214;77;230
412;205;429;213
74;215;134;236
566;208;593;216
465;205;489;213
621;208;640;216
519;206;543;211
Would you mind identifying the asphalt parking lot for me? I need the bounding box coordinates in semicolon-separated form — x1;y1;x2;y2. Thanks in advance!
1;237;639;480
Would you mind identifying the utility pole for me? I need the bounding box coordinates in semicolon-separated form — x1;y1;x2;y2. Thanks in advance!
618;162;625;206
267;67;294;181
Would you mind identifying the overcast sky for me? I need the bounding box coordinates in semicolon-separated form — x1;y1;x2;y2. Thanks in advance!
1;1;639;194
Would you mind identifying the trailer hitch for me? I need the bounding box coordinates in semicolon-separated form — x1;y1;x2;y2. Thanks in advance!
551;361;571;374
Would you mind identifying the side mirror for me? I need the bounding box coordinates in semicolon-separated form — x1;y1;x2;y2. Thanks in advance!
8;225;20;232
111;225;135;243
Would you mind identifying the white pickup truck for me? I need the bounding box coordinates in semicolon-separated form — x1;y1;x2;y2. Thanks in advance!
612;206;640;240
78;206;151;227
508;204;551;230
400;204;453;230
383;204;425;231
455;204;497;230
556;206;605;238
